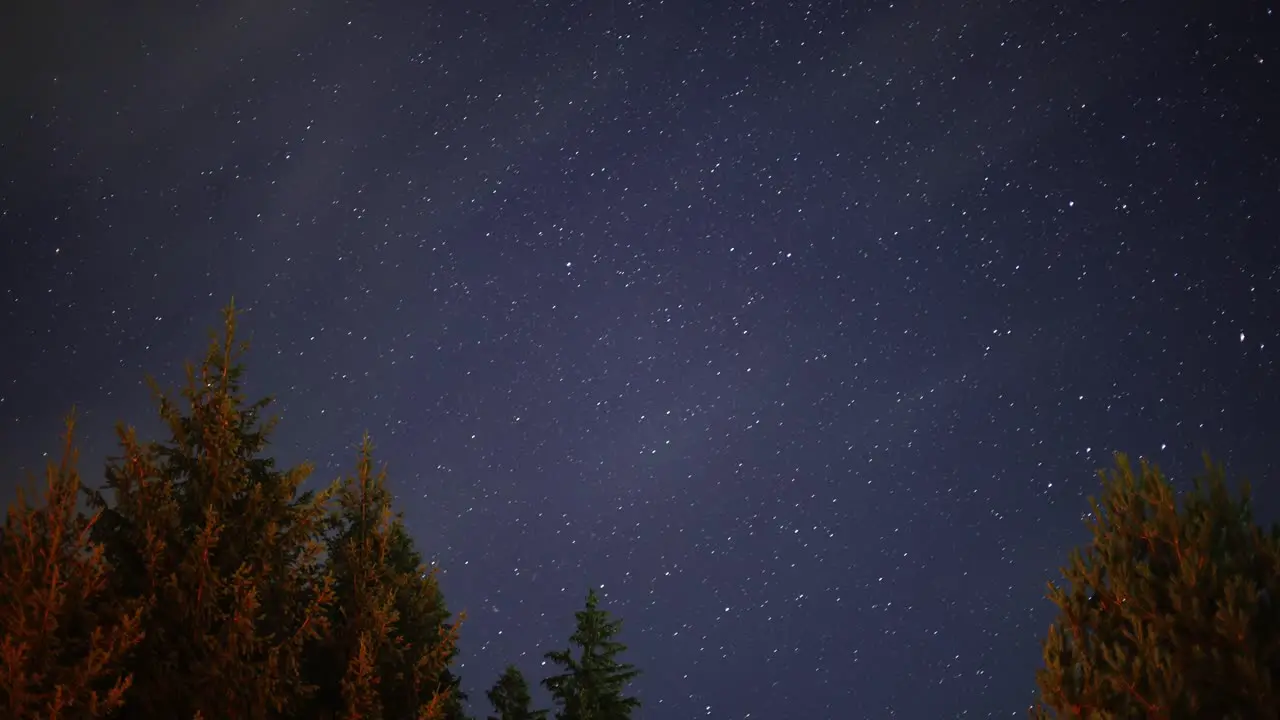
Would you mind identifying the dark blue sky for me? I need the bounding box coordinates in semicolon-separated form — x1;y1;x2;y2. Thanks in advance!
2;0;1276;717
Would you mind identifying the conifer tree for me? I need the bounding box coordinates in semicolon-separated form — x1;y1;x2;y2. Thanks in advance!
1033;453;1280;719
384;522;470;720
542;589;640;720
85;303;335;719
307;435;463;720
486;665;547;720
437;667;472;720
1;413;145;718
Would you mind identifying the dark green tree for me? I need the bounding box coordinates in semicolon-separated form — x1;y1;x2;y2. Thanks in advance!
486;665;547;720
542;589;640;720
306;435;462;720
1033;453;1280;719
0;413;145;718
85;304;336;719
438;669;472;720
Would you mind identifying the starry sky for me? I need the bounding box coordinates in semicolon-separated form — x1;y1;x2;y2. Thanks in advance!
2;0;1277;717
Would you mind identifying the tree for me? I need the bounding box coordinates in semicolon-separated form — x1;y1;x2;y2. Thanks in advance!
85;304;336;719
486;665;547;720
437;669;472;720
1033;453;1280;719
306;435;462;720
0;413;145;718
0;303;485;720
384;523;470;720
542;589;640;720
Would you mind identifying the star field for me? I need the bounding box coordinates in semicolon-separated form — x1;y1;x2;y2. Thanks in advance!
1;1;1277;717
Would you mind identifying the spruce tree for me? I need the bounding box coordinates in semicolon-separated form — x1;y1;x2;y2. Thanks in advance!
0;413;145;718
437;668;472;720
1033;453;1280;719
542;589;640;720
486;665;547;720
85;303;335;719
308;435;462;720
384;522;470;720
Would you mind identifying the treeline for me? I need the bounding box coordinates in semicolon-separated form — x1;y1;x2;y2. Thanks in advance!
4;305;1280;719
0;306;638;720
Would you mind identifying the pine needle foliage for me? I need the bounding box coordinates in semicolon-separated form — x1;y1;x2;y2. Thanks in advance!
384;521;470;720
486;665;547;720
543;589;640;720
1033;453;1280;719
308;435;463;720
0;413;146;719
84;303;335;719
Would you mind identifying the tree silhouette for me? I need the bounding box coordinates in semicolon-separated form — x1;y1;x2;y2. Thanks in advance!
543;589;640;720
486;665;547;720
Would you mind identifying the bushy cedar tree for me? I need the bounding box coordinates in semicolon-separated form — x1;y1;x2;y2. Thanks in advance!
1033;453;1280;719
486;665;547;720
0;413;146;719
542;589;640;720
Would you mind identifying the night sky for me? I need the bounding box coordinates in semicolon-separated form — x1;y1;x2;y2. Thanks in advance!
2;1;1278;717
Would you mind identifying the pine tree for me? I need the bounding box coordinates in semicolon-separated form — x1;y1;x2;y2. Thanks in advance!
1033;453;1280;719
542;589;640;720
85;303;335;719
486;665;547;720
384;522;470;720
437;669;472;720
307;435;462;720
0;413;146;718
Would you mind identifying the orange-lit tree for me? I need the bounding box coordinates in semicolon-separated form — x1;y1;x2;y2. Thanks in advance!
85;305;335;719
305;435;462;720
1034;453;1280;718
0;414;145;719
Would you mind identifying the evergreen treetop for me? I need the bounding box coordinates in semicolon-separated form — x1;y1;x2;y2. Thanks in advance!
85;302;335;719
1034;453;1280;719
306;434;462;720
543;589;641;720
0;303;654;720
486;665;547;720
0;413;146;719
